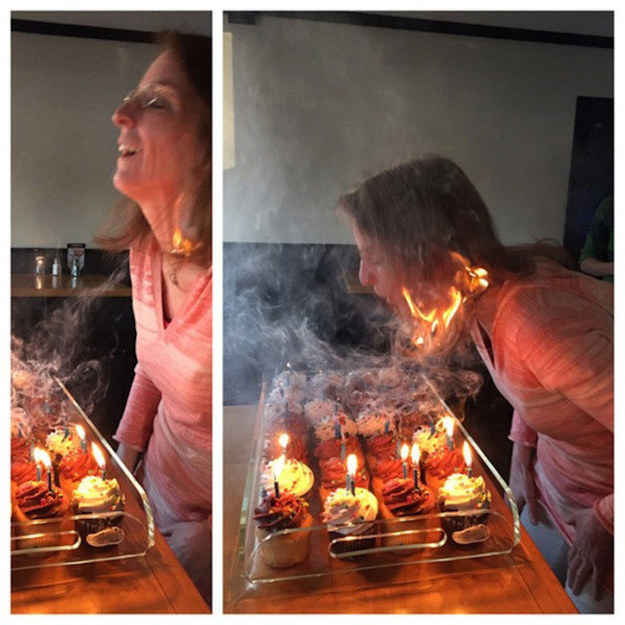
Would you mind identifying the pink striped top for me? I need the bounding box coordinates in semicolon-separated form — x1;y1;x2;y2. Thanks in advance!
114;236;212;522
471;260;613;542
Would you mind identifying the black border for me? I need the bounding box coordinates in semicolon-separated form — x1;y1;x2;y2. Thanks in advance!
227;11;613;49
11;19;155;43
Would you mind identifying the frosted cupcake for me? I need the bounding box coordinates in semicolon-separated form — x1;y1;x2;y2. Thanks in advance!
12;480;69;549
313;412;358;443
72;475;125;537
378;477;437;548
318;456;370;503
254;492;312;568
437;472;491;533
322;486;378;555
45;427;82;462
260;457;314;500
57;449;100;493
412;425;447;458
424;447;466;494
314;436;365;469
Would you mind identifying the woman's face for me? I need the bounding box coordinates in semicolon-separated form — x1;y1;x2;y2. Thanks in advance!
112;50;209;236
352;226;408;310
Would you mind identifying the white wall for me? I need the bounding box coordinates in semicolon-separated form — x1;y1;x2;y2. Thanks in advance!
223;14;613;246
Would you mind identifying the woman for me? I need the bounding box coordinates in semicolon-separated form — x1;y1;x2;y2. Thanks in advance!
337;155;613;613
96;32;211;605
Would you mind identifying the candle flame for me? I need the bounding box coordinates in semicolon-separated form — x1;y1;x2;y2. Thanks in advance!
272;453;286;480
463;440;472;468
278;433;289;449
91;442;106;470
411;443;420;465
33;447;51;469
443;415;455;439
76;424;86;441
347;453;357;477
400;443;409;462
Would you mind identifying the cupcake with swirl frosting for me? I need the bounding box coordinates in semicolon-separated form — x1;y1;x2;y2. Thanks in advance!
322;486;378;555
423;446;466;494
437;472;491;534
260;457;314;500
378;477;438;549
254;492;312;568
57;449;100;494
318;456;370;503
72;475;125;537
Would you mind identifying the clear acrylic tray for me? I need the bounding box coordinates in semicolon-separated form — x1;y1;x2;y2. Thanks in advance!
11;379;155;571
230;377;520;591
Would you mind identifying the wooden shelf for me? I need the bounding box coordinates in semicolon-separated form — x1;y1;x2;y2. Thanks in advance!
11;274;132;298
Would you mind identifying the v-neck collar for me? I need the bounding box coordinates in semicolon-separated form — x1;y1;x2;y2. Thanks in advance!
153;251;210;335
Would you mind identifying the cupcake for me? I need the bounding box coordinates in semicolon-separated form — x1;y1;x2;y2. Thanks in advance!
13;480;68;521
364;431;398;473
265;433;309;465
437;472;491;534
313;412;358;444
378;477;438;549
12;480;69;549
412;425;447;458
318;456;370;503
423;446;466;494
11;459;39;485
71;475;125;537
253;492;312;568
303;398;336;425
322;486;378;556
370;456;406;500
11;436;34;464
57;448;100;493
260;457;314;500
264;399;309;442
314;436;365;469
45;427;82;462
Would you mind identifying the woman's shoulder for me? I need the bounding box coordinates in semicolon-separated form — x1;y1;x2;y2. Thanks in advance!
494;261;612;344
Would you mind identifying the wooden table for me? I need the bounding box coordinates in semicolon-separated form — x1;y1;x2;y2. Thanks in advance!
223;404;576;614
12;527;210;613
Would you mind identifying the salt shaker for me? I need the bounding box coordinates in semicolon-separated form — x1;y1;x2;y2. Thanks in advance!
52;258;60;276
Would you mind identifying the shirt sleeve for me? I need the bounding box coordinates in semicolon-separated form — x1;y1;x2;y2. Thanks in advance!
113;363;162;452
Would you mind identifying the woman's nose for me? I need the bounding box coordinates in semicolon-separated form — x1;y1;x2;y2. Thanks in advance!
359;260;374;287
112;100;134;128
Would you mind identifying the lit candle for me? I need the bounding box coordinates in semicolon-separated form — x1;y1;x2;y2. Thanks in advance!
271;453;285;498
92;443;106;480
278;432;289;458
76;424;87;452
346;453;357;495
411;443;421;488
400;443;409;480
33;446;43;482
38;448;52;492
463;441;473;478
443;416;455;450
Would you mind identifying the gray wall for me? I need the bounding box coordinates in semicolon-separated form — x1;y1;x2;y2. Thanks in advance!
11;11;211;249
224;14;613;246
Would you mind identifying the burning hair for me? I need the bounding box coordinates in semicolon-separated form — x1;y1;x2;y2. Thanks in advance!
337;154;573;289
337;154;573;358
95;31;212;267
